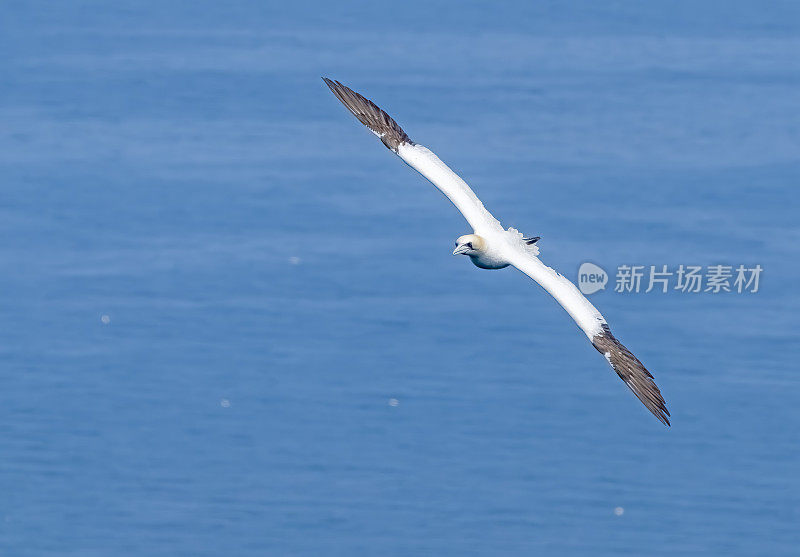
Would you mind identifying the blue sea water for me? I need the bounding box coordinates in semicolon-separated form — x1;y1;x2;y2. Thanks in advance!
2;1;799;555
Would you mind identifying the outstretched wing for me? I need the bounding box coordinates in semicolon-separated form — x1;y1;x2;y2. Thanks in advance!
505;247;670;426
324;77;669;426
323;78;502;233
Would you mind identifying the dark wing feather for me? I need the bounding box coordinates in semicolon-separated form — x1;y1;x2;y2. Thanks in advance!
322;78;412;152
592;325;671;426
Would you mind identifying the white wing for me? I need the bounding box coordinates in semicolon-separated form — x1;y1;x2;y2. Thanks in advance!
323;78;502;233
324;77;670;425
396;143;502;232
504;246;608;338
505;245;670;425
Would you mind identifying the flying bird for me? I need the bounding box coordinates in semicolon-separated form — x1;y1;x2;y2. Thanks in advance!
323;78;670;426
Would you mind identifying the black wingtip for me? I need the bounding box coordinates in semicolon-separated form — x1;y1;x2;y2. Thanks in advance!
592;326;671;427
321;78;412;152
321;77;336;90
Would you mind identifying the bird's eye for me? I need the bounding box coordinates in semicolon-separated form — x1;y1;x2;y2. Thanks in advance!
466;243;473;249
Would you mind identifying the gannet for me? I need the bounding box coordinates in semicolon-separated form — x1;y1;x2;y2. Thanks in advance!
323;78;670;426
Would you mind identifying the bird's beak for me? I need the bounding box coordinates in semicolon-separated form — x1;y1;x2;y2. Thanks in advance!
452;244;470;256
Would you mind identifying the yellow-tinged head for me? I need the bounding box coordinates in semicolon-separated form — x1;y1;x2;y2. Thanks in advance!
452;234;486;256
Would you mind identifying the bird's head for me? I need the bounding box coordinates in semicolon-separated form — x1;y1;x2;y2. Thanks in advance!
452;234;486;256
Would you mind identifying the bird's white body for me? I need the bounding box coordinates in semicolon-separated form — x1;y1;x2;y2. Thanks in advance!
400;142;606;339
323;78;670;425
465;251;509;270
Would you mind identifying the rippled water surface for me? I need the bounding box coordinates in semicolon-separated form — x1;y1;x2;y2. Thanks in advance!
2;2;799;555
